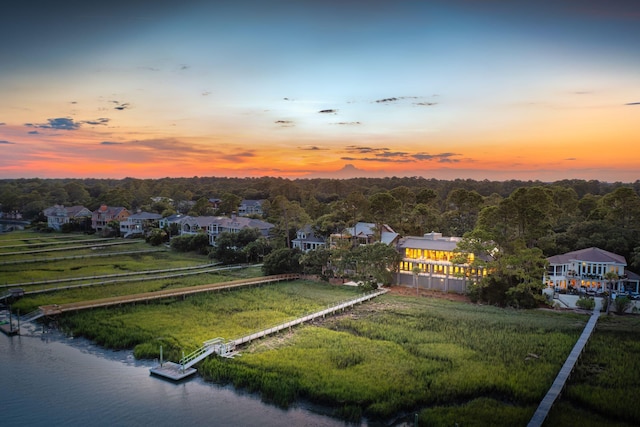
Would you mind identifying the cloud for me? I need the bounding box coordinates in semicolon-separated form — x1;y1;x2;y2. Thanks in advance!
412;152;460;163
414;102;437;106
318;109;337;113
110;101;130;110
0;122;5;126
564;157;577;161
341;146;462;164
299;145;326;151
100;141;123;145
0;140;16;144
375;97;399;103
333;121;361;125
25;116;110;130
275;120;294;127
28;131;40;134
26;117;80;130
83;118;110;126
221;151;256;162
625;102;640;105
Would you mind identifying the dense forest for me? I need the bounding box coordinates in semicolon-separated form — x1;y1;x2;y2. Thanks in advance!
1;176;639;273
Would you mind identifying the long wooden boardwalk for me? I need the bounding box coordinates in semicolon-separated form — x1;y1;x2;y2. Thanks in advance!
527;300;602;427
24;274;300;321
151;288;388;380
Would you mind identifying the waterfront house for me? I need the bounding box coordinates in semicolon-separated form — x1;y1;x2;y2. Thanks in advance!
396;232;487;293
43;205;92;231
545;247;638;293
207;215;274;246
237;199;264;217
120;211;162;237
91;205;130;232
330;222;399;248
292;225;326;252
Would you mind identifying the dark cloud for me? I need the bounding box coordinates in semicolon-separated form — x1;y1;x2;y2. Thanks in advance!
376;151;408;158
275;120;294;126
0;122;6;126
83;118;110;126
333;121;361;125
414;102;437;106
28;131;39;134
564;157;577;161
412;152;460;163
626;102;640;105
0;140;16;144
100;141;123;145
221;151;255;162
318;109;337;113
376;97;399;103
111;101;130;110
342;147;461;164
180;64;189;70
344;145;388;154
299;145;325;151
25;116;110;130
27;117;80;130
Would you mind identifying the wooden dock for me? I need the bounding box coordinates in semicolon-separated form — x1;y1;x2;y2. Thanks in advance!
527;299;603;427
150;288;388;381
33;274;300;318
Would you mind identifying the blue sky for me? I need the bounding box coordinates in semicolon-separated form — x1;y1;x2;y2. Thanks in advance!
1;0;639;181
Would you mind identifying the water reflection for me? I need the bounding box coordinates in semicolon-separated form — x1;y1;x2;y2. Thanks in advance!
1;319;355;427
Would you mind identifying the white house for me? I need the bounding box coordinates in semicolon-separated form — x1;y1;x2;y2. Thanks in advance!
237;199;264;217
330;222;399;248
544;247;637;293
207;215;274;246
292;225;326;252
396;232;487;293
43;205;92;231
120;212;162;237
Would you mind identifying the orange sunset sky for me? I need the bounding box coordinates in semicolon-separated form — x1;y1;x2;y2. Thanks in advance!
1;0;639;182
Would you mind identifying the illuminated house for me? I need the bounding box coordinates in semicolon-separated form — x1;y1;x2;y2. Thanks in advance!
396;232;487;293
545;247;638;293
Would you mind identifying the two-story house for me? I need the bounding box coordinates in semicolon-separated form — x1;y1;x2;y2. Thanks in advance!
43;205;92;231
120;211;162;237
292;225;326;252
207;215;274;246
396;232;487;293
330;222;399;248
545;247;638;294
237;199;264;217
91;205;130;231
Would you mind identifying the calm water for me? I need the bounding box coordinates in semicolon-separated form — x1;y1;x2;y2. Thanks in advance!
0;320;364;427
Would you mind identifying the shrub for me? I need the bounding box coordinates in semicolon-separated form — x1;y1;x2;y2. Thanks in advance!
613;296;632;315
576;297;595;310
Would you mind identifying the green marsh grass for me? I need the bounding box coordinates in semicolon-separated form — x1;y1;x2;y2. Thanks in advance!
200;295;587;423
546;315;640;426
58;280;362;361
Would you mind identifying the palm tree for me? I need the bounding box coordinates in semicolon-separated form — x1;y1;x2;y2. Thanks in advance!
604;270;619;315
412;266;422;296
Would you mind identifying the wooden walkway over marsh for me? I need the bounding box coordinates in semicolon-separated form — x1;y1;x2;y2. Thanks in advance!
24;274;300;322
527;299;603;427
151;288;389;381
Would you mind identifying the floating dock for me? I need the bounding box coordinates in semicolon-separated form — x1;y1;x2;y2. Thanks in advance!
149;362;197;381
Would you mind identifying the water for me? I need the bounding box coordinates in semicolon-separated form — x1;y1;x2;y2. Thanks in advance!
0;321;358;427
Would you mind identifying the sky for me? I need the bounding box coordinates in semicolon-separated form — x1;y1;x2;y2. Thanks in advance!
1;0;639;182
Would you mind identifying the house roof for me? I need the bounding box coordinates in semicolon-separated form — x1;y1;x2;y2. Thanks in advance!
547;247;627;266
128;212;162;220
397;236;460;251
44;205;91;218
240;199;263;207
94;205;128;216
211;216;274;230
